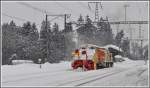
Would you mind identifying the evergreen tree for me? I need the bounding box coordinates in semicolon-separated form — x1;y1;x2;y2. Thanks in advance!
49;23;67;62
77;15;97;45
53;23;59;33
40;20;51;39
24;22;40;61
29;23;39;41
121;37;130;57
85;15;92;26
77;14;84;27
22;21;32;36
95;17;114;45
9;20;16;27
40;20;51;63
76;15;114;46
115;30;124;46
64;22;73;32
2;21;42;64
2;22;22;64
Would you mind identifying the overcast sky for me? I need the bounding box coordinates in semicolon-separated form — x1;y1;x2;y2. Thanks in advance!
1;1;149;45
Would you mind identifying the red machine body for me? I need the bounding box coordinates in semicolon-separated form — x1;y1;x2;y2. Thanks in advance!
71;44;113;70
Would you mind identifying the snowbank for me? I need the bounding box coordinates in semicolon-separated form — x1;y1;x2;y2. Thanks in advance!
114;55;125;62
79;44;100;49
12;60;33;65
114;55;122;58
114;57;146;68
104;44;123;52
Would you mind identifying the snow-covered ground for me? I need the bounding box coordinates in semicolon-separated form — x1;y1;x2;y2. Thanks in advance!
1;58;149;87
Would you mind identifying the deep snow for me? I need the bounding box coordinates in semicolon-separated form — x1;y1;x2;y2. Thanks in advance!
1;58;149;87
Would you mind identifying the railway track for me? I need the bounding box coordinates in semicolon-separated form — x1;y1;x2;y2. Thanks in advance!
55;68;123;86
56;65;142;86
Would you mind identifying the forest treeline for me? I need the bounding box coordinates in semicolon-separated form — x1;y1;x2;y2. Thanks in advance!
2;15;147;65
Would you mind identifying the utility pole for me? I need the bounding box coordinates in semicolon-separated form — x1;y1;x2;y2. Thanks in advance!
64;14;67;30
139;24;144;59
45;14;49;61
116;24;120;34
45;13;70;61
124;4;130;22
123;4;130;34
64;14;67;58
46;14;70;30
129;24;133;54
139;24;143;48
123;4;130;36
124;4;130;54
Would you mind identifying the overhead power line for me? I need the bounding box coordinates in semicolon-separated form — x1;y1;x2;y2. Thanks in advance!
17;2;64;22
2;13;40;26
2;13;27;22
17;2;49;14
17;2;74;24
78;2;95;14
54;2;78;17
2;13;27;28
49;16;60;22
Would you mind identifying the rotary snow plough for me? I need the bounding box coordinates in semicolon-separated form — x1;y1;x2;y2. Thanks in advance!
71;44;113;70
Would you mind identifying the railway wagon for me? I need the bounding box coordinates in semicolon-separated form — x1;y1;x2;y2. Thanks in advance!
71;44;113;70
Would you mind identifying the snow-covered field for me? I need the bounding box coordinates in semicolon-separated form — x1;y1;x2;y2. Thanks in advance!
1;58;149;87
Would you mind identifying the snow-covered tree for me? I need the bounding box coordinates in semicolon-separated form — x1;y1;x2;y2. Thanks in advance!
115;30;124;46
40;20;51;62
77;14;84;27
